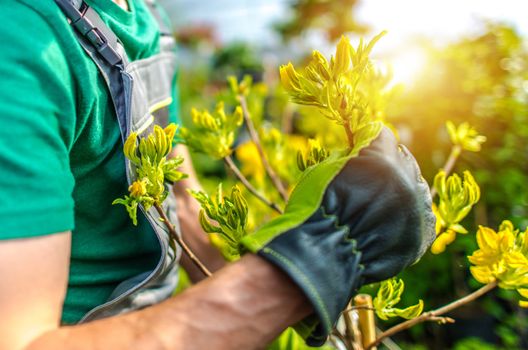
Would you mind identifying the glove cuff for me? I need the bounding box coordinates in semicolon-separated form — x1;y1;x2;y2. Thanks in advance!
255;210;364;346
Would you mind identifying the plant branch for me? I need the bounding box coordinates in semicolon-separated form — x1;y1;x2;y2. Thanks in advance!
344;306;362;350
431;145;462;198
154;203;212;277
343;122;355;149
237;95;289;202
366;281;498;349
343;305;377;313
331;329;351;350
224;155;284;214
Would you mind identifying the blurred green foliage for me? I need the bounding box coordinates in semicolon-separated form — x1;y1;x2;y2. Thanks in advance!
386;22;528;349
390;22;528;230
274;0;368;42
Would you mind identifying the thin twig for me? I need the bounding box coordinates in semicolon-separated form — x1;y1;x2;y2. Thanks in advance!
344;305;362;350
375;328;402;350
343;122;355;149
237;95;289;202
431;145;462;198
328;334;342;350
331;330;350;350
224;155;284;214
351;312;365;350
343;305;377;313
366;281;498;349
154;204;212;277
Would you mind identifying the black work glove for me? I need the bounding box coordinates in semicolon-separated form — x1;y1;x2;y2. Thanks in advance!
241;127;436;346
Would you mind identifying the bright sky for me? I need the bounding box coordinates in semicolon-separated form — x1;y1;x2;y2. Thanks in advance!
356;0;528;84
162;0;528;83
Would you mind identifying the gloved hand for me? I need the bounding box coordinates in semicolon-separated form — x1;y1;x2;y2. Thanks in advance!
240;127;436;346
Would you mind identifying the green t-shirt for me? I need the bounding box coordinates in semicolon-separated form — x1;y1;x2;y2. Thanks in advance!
0;0;179;323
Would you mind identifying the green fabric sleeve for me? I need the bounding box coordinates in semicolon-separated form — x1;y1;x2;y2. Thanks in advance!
169;68;182;126
0;2;76;238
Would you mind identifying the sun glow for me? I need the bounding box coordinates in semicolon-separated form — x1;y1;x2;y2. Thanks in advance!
385;46;428;86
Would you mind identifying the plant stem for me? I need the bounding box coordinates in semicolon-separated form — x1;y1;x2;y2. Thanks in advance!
224;155;284;214
154;203;212;277
344;122;355;149
344;304;362;350
343;306;377;313
431;145;462;198
238;95;289;202
366;281;498;349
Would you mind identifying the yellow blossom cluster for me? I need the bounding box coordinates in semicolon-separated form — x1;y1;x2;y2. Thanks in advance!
431;170;480;254
468;221;528;308
279;33;389;152
180;102;243;159
446;121;487;153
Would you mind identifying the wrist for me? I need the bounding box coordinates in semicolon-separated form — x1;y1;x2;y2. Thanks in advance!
155;254;311;349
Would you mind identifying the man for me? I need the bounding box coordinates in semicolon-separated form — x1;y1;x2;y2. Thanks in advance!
0;0;435;349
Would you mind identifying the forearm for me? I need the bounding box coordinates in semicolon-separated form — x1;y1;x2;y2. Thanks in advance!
27;255;311;350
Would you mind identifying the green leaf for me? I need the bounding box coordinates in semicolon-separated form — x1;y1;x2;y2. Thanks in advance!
392;300;424;320
351;121;383;154
373;278;423;321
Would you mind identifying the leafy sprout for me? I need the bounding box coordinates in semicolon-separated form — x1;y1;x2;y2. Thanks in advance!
280;33;389;151
113;124;187;225
373;278;424;320
431;170;481;254
297;139;329;171
180;101;243;159
468;220;528;307
228;74;253;97
189;184;249;261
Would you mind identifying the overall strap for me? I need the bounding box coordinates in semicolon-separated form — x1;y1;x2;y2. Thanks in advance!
54;0;123;67
144;0;172;36
54;0;131;141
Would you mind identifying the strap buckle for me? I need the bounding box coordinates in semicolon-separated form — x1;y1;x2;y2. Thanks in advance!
54;0;122;66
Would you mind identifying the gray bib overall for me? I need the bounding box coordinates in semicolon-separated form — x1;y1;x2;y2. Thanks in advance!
54;0;182;323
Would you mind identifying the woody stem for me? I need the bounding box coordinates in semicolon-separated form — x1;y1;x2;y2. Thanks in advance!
154;204;212;277
344;122;355;149
224;155;284;214
238;94;289;202
366;281;498;349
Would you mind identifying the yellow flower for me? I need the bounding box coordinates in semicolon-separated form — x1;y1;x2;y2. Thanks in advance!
129;179;147;198
518;289;528;308
468;221;528;301
236;128;304;191
332;36;352;78
279;62;302;92
446;121;486;152
181;102;243;159
236;141;265;182
431;170;480;254
431;228;457;254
